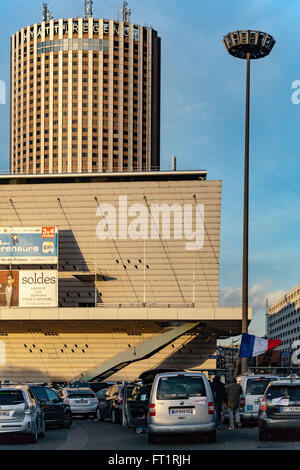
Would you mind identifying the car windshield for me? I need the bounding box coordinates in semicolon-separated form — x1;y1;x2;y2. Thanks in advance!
0;390;25;405
266;386;300;401
245;378;276;395
68;393;95;399
157;375;206;400
97;389;108;398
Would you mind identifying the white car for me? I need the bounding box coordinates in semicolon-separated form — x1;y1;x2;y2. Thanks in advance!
0;386;46;442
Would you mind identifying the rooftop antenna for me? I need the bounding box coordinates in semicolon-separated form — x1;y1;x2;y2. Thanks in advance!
42;3;52;21
122;1;131;23
84;0;93;18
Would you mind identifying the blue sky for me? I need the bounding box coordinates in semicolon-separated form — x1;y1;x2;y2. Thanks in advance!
0;0;300;337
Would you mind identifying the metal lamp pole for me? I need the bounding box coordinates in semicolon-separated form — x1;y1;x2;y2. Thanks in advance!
223;31;275;374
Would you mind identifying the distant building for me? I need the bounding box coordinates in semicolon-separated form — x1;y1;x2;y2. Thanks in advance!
0;170;248;383
268;284;300;354
10;14;160;174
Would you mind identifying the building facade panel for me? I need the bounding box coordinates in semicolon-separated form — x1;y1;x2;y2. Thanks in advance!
0;174;221;308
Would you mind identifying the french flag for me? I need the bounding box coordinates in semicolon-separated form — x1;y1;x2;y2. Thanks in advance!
239;333;281;358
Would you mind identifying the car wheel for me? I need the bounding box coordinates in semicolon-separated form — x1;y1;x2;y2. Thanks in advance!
94;408;101;422
148;432;159;444
61;410;73;428
258;429;268;441
28;423;38;443
38;419;46;438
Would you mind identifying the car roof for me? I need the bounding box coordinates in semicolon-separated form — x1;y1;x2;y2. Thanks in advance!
0;386;28;392
238;374;279;379
267;379;300;386
153;371;207;379
64;387;95;392
238;375;279;383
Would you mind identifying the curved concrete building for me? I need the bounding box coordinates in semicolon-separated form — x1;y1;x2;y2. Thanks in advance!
10;17;161;174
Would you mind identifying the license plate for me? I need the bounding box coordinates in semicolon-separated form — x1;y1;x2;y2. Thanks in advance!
75;400;88;404
170;408;193;415
281;407;300;412
0;411;10;417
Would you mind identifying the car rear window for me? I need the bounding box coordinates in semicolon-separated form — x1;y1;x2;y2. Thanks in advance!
245;378;276;395
266;385;300;401
68;393;95;399
0;390;25;405
157;375;206;400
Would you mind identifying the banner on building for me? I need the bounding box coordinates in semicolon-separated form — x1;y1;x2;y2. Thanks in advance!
0;270;58;308
0;227;58;264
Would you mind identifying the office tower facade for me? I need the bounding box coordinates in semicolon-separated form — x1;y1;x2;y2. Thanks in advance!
10;17;161;174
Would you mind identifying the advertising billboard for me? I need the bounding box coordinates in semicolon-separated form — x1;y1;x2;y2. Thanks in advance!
0;227;58;264
0;270;58;308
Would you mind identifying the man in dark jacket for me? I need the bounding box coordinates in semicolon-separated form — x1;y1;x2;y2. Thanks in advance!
211;375;226;429
225;377;243;430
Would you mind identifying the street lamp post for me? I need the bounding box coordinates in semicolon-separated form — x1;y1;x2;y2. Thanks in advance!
222;31;275;374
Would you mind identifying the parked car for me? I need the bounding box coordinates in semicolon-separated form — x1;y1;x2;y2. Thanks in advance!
67;381;113;394
123;369;216;444
148;371;216;443
28;384;72;429
0;386;46;443
222;373;280;423
60;387;100;420
97;384;125;423
258;377;300;441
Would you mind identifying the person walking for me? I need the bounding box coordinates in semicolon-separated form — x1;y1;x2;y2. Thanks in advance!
225;376;243;430
211;375;226;429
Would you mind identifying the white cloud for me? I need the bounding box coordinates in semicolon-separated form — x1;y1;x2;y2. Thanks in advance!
219;281;285;309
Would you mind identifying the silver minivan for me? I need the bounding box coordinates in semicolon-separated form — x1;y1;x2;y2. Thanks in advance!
147;371;216;443
0;386;46;443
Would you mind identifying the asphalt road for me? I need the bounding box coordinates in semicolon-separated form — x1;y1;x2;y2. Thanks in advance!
1;419;300;451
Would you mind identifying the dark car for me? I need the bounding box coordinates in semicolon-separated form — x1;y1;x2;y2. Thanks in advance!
67;381;112;394
28;385;73;429
258;378;300;441
97;384;124;423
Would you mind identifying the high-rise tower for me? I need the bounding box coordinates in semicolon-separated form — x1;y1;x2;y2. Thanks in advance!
10;4;161;174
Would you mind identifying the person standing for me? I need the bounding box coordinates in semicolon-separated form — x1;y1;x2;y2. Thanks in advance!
211;375;226;429
0;272;18;307
225;377;243;430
